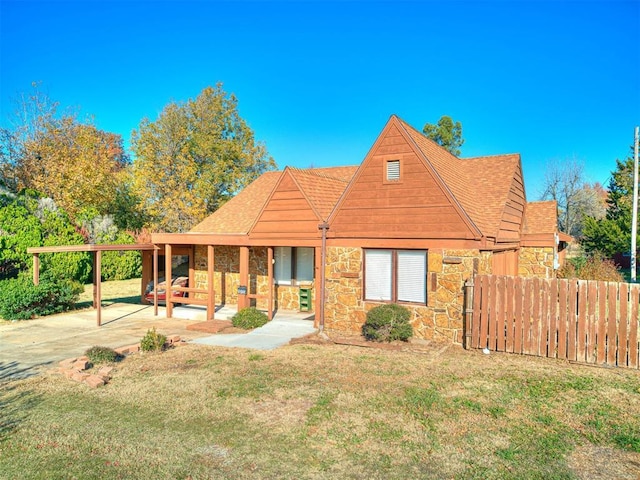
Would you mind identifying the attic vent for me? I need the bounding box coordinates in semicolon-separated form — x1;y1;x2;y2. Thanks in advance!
386;160;400;181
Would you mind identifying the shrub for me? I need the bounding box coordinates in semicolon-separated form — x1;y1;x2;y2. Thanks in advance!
558;253;624;282
362;304;413;342
0;274;83;320
231;307;269;330
100;232;142;281
140;327;167;352
39;209;92;284
85;346;122;364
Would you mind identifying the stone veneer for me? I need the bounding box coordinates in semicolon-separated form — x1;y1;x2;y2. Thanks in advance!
323;247;491;344
193;245;313;311
518;246;555;278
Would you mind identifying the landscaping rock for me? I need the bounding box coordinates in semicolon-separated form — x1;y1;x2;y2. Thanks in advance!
85;375;105;388
97;366;114;377
62;368;79;379
72;359;89;370
70;371;90;383
58;358;77;369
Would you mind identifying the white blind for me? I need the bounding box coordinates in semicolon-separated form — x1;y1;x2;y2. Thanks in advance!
295;247;314;283
274;247;292;285
386;160;400;181
397;250;426;303
364;250;392;301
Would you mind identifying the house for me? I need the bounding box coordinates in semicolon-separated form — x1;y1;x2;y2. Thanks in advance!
148;115;570;343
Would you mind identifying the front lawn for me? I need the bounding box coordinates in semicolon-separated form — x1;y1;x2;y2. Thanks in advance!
75;278;143;308
1;342;638;479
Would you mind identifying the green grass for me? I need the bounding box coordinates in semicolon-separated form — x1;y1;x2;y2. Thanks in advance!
1;344;639;479
75;278;142;309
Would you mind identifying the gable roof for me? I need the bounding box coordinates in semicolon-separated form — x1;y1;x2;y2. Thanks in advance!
188;115;556;247
190;171;281;234
288;167;357;220
190;166;357;235
395;116;523;240
523;201;558;234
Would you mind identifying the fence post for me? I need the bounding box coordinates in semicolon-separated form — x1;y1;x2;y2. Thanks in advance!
464;278;474;349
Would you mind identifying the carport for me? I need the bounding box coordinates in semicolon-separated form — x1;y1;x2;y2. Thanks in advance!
27;244;156;326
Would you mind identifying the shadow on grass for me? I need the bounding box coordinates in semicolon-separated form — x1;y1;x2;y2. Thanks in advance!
74;295;143;310
0;362;44;442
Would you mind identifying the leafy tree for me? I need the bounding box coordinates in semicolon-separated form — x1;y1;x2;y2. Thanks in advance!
540;159;606;238
582;152;635;257
422;115;464;156
0;203;42;279
132;84;276;232
0;192;91;283
108;168;150;231
0;83;129;220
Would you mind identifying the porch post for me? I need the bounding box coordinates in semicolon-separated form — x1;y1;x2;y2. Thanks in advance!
95;250;102;327
267;246;274;320
92;251;99;309
188;246;195;303
33;253;40;285
207;245;215;321
165;243;173;318
238;246;249;311
153;247;159;316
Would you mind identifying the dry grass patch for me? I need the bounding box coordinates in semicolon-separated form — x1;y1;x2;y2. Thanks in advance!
76;278;142;308
1;342;639;479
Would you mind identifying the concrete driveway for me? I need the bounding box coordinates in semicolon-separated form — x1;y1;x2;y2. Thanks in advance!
0;303;211;381
0;303;317;381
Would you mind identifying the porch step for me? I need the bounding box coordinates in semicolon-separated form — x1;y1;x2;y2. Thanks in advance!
186;320;232;333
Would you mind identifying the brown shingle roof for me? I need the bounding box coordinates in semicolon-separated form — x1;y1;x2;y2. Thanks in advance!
190;171;281;234
523;201;558;234
190;116;529;241
396;116;522;238
289;167;358;220
190;166;358;234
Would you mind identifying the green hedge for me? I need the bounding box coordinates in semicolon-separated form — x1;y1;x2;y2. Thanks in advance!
232;307;269;329
0;274;84;320
100;232;142;281
362;304;413;342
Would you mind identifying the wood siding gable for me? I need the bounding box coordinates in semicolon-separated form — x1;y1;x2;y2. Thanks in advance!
249;168;322;239
329;116;480;240
496;161;526;244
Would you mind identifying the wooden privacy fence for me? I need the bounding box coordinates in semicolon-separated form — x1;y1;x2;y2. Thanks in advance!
465;275;640;369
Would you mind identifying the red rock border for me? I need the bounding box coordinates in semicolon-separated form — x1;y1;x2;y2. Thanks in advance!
55;335;184;388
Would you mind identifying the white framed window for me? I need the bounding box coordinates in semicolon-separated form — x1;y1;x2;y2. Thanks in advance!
364;249;392;301
275;247;314;285
397;250;427;303
275;247;292;285
364;249;427;304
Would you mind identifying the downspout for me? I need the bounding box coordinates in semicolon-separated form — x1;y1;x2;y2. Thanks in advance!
318;222;329;331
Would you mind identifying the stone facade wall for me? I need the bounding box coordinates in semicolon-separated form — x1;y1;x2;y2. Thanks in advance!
193;245;313;311
518;247;555;278
323;247;488;344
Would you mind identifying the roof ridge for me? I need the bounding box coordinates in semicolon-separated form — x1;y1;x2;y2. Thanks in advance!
289;166;354;183
461;153;520;160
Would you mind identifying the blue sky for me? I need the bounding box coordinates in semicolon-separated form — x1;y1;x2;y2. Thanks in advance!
1;0;639;199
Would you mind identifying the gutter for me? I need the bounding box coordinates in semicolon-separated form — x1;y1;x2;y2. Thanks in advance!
318;222;330;331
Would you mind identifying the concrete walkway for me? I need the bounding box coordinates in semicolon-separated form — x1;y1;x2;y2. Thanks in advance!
0;303;316;381
192;312;317;350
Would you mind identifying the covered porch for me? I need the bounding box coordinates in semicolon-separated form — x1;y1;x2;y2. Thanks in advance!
149;233;324;328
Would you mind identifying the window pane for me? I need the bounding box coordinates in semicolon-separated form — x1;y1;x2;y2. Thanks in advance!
295;247;314;283
397;250;426;303
275;247;292;285
364;250;392;301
